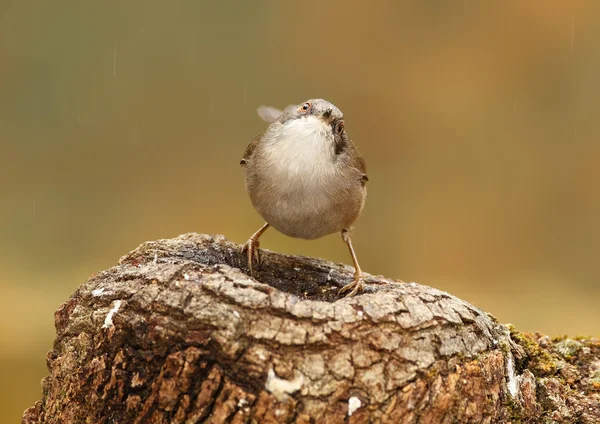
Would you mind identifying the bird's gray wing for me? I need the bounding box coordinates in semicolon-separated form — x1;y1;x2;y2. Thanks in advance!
256;104;296;123
256;106;283;124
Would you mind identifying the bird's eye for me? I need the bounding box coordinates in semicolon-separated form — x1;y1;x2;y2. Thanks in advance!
337;121;345;134
300;102;311;113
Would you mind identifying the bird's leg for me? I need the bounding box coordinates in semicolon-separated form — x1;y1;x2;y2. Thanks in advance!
242;223;270;276
338;228;365;297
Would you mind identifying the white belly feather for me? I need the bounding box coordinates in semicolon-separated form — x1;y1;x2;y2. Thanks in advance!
266;116;336;185
250;116;348;239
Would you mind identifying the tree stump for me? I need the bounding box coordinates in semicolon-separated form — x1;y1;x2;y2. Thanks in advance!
23;233;600;423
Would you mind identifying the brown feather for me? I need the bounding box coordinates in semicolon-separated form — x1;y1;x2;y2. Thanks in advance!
345;139;368;184
240;134;263;165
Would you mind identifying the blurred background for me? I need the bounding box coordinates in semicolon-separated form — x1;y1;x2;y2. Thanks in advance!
1;0;599;421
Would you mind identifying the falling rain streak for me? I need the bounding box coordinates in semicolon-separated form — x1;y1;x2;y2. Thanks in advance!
8;20;11;45
571;17;575;52
113;44;117;77
32;201;36;225
571;17;575;139
192;31;197;62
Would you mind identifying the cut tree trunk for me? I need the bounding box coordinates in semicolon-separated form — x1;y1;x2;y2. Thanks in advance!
23;233;600;423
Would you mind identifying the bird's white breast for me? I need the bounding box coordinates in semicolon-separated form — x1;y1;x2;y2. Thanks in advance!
247;115;363;239
264;115;335;185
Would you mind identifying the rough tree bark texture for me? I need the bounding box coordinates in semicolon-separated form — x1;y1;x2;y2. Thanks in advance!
23;233;600;423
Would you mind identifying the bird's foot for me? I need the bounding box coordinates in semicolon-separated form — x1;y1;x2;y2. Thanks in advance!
338;271;365;297
241;237;261;276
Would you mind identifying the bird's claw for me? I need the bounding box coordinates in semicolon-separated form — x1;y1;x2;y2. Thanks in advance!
242;237;261;275
338;272;365;297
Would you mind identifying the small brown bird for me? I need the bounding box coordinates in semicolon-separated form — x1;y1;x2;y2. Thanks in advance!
240;99;369;296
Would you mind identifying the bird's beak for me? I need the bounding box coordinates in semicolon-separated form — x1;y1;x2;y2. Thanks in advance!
320;108;334;124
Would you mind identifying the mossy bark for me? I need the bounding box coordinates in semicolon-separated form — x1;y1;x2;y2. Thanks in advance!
23;234;600;423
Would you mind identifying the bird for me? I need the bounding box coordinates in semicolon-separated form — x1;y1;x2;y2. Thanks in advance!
240;99;369;296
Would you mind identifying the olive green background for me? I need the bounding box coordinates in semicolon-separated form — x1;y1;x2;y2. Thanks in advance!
1;1;599;421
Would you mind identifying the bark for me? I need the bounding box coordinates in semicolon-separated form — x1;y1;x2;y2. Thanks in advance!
23;233;600;424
